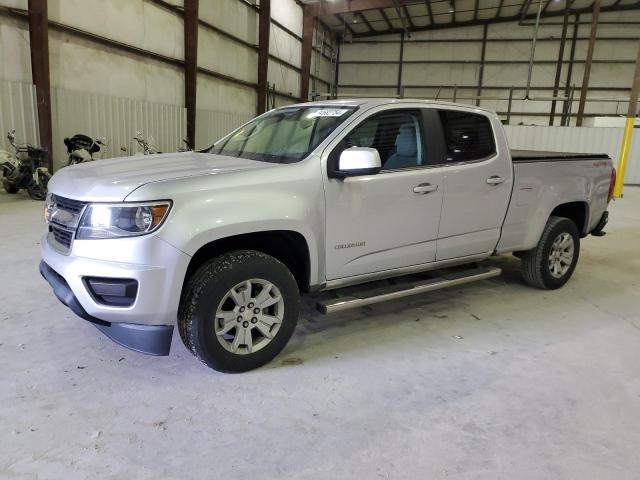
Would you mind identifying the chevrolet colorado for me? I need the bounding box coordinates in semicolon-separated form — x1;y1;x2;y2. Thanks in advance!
40;99;615;372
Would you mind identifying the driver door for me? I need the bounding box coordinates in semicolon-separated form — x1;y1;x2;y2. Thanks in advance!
322;108;445;281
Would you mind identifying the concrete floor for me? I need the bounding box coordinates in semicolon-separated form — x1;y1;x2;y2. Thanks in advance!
0;187;639;480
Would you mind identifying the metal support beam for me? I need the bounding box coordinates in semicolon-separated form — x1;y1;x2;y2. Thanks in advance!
380;9;393;30
397;31;405;96
300;7;314;101
333;39;341;99
183;0;198;148
476;23;487;106
27;0;53;172
549;3;569;125
357;11;375;32
425;1;434;25
402;5;414;30
257;0;271;114
311;0;410;17
562;14;579;125
613;40;640;197
577;0;601;126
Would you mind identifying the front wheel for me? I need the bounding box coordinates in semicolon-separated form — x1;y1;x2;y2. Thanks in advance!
520;216;580;289
27;171;51;201
178;250;300;373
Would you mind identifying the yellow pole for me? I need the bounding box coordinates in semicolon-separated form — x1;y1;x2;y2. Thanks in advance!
613;41;640;198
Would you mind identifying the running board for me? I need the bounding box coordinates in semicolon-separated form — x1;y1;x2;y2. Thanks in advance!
316;266;502;314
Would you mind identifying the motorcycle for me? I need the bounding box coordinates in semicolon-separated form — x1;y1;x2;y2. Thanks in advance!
64;134;105;166
0;130;51;201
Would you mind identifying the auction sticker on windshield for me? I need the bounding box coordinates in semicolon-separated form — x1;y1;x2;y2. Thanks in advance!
308;109;350;118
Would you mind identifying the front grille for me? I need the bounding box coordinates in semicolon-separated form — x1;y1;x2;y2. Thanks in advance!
52;194;86;214
51;225;74;248
47;195;88;253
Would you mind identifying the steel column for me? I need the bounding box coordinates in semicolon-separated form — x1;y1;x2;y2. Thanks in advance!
397;31;405;96
549;3;569;125
562;14;579;125
27;0;53;171
300;7;314;101
476;23;488;107
183;0;198;148
577;0;601;126
257;0;271;114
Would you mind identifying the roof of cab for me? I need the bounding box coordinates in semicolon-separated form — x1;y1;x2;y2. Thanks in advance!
286;98;497;115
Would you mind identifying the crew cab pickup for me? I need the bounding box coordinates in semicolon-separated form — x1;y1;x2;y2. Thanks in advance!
40;99;615;372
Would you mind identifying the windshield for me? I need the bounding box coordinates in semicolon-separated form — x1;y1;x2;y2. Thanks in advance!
210;106;357;163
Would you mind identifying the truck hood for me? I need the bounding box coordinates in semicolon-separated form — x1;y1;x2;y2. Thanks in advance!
48;151;279;201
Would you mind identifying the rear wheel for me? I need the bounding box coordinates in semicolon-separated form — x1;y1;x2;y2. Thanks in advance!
178;250;300;373
2;179;19;194
520;216;580;289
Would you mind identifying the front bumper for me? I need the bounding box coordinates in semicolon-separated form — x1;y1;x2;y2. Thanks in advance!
40;232;191;355
40;261;174;355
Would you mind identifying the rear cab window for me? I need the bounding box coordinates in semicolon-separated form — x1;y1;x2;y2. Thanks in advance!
437;110;496;163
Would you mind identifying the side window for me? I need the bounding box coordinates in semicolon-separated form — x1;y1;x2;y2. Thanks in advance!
342;111;424;170
438;110;496;163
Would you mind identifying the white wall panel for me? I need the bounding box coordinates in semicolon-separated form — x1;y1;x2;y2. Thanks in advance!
268;59;299;99
270;22;300;68
48;30;184;105
340;42;400;62
271;0;302;37
48;0;183;60
199;0;257;45
198;28;257;85
504;125;640;184
0;15;31;82
196;75;256;119
0;79;39;152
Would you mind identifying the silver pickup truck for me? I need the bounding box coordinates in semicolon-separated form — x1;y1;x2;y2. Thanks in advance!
40;99;615;372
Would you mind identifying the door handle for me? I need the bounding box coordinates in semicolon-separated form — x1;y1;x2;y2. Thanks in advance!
413;183;438;194
486;176;506;185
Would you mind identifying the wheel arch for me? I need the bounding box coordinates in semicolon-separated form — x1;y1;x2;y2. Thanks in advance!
549;201;590;236
183;230;313;295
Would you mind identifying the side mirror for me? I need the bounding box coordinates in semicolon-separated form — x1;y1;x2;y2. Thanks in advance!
335;146;382;177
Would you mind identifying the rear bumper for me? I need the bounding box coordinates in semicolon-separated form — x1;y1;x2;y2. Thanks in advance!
40;260;173;356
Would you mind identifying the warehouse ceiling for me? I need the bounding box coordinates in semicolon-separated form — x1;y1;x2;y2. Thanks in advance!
300;0;640;37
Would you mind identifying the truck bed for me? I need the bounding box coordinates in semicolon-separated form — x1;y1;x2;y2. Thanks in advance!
511;149;610;162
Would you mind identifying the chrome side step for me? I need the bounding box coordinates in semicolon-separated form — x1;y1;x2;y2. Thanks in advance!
316;266;502;314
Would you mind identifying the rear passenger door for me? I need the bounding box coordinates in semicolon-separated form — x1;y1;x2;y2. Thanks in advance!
434;109;513;261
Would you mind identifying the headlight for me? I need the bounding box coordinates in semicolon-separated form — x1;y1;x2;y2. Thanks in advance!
44;193;53;223
77;201;171;240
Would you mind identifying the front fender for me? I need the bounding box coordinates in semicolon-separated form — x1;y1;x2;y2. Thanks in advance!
130;163;326;286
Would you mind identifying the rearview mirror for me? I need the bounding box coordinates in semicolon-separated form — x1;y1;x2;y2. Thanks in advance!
336;147;382;177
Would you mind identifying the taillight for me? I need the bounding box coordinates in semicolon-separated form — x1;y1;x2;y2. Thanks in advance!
608;168;616;202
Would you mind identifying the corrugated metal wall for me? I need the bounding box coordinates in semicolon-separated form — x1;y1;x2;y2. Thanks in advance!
195;109;252;150
0;79;40;153
50;87;187;171
504;125;640;184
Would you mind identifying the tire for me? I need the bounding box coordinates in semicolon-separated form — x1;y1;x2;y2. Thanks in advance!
520;216;580;290
2;179;19;194
27;171;51;201
178;250;300;373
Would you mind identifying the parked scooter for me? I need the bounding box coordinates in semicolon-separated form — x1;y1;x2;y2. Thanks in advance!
0;130;51;201
64;134;105;166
